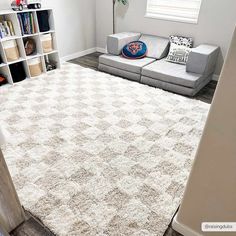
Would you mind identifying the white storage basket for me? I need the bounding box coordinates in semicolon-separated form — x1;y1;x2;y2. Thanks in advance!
2;40;20;62
40;33;53;53
28;57;43;77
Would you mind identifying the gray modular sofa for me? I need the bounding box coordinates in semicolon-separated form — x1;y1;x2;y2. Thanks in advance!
98;32;220;96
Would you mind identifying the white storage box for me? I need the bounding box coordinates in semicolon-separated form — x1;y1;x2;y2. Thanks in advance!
2;40;20;62
28;57;42;77
40;33;53;53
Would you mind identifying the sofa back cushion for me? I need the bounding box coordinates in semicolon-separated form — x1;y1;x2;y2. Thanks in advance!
169;35;193;48
139;34;170;59
107;32;141;55
186;45;220;76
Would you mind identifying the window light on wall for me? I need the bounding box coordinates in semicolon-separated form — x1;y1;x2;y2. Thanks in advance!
146;0;203;24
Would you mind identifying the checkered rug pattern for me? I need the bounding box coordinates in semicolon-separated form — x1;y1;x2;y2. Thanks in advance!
0;63;209;236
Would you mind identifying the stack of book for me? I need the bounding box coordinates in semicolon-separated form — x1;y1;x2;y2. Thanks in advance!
0;18;15;39
18;12;36;35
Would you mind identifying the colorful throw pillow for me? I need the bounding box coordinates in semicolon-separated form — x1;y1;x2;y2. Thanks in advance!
166;43;191;65
122;41;147;59
169;35;193;48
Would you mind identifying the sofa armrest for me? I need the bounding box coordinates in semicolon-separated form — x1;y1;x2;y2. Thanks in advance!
186;44;220;76
107;32;141;55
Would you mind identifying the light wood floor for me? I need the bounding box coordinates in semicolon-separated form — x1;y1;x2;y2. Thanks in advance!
10;211;54;236
69;52;217;104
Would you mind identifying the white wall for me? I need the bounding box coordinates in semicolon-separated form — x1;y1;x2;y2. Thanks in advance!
96;0;236;75
0;0;96;59
96;0;113;52
1;0;235;73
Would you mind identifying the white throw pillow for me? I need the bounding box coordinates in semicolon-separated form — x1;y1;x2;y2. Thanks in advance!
169;35;193;48
166;43;191;65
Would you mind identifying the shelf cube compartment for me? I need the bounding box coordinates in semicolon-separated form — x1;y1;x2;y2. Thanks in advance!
17;11;39;36
28;57;43;77
2;39;20;62
37;10;54;33
0;65;13;85
40;33;54;53
2;38;26;63
0;13;22;39
44;52;59;72
23;35;42;58
9;61;26;83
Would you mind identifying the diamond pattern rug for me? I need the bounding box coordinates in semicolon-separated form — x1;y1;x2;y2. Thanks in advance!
0;63;209;236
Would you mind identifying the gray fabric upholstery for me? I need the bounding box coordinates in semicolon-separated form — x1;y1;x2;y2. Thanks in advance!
107;32;141;55
186;44;220;76
99;54;156;74
99;64;141;82
139;34;170;59
142;59;204;88
141;74;212;96
99;32;220;97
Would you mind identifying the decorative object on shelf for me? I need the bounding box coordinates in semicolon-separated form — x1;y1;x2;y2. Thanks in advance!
28;57;42;77
40;33;53;53
11;0;41;11
2;39;20;62
112;0;128;34
45;55;56;71
122;41;147;59
0;75;7;86
24;37;36;56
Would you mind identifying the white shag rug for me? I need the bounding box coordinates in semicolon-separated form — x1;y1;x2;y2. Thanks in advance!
0;63;209;236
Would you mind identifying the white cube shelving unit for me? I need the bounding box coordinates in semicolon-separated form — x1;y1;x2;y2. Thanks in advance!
0;8;60;86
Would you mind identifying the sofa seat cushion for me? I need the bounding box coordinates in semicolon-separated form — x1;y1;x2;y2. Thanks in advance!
99;64;141;82
142;59;204;88
99;54;156;74
141;75;212;96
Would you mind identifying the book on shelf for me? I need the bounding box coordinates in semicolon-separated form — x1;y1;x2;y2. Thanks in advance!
0;17;15;39
18;12;36;36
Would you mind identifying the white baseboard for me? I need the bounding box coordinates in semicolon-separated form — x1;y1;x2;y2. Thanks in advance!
212;74;219;81
60;47;107;63
96;47;107;53
60;48;97;62
172;215;203;236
